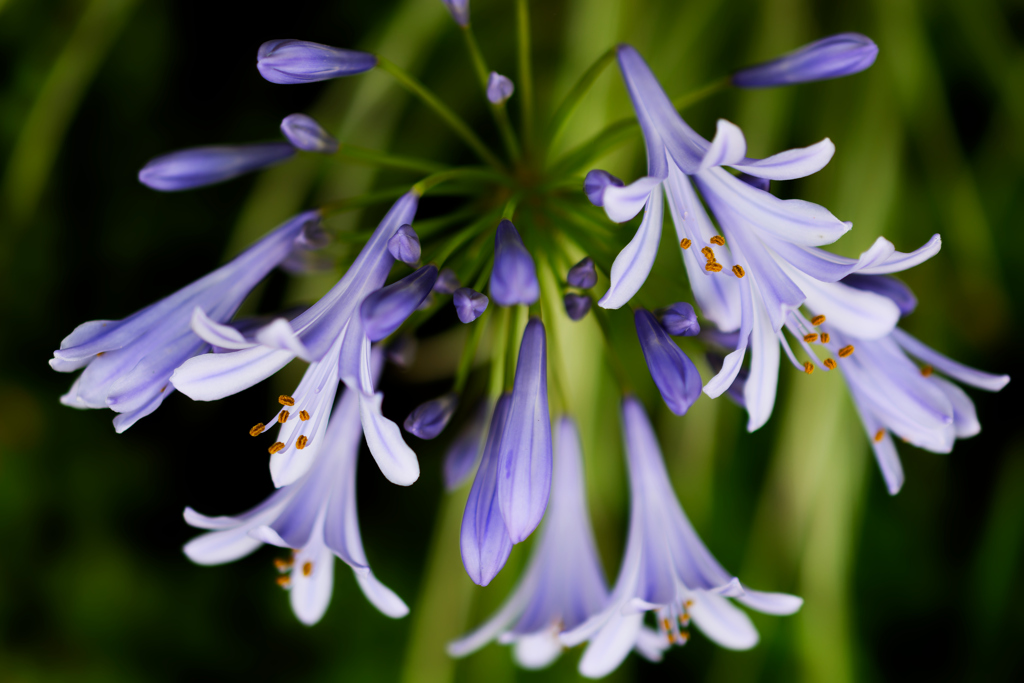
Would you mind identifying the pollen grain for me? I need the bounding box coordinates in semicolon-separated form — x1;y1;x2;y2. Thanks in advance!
732;265;745;278
278;410;290;424
823;358;837;370
268;442;285;454
299;410;310;421
250;423;266;437
874;429;885;442
296;435;308;450
680;238;691;249
710;235;725;246
706;262;723;272
820;332;831;343
803;362;814;374
278;395;295;406
804;333;818;343
302;561;313;577
838;345;855;358
811;315;826;326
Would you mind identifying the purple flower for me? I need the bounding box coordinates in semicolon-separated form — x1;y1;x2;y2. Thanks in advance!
182;351;408;625
454;287;489;323
487;72;515;104
449;418;610;669
440;0;470;27
387;224;421;265
563;293;592;321
732;33;879;88
583;170;623;207
566;256;598;289
138;142;295;191
444;401;491;490
594;44;941;432
404;392;459;439
658;302;700;336
561;397;802;677
490;219;540;306
497;319;552;543
360;265;439;341
52;211;321;432
433;267;461;294
462;394;514;586
634;309;702;416
841;273;917;316
257;39;377;84
171;194;422;487
280;113;339;154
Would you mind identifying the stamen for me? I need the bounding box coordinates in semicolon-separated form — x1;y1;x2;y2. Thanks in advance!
296;435;308;450
804;333;818;343
678;630;690;643
96;352;105;356
299;410;310;421
710;235;725;246
823;358;837;370
680;238;691;249
276;575;291;588
701;246;715;261
921;364;933;377
268;442;285;454
820;332;831;343
302;561;313;577
874;429;885;442
662;618;672;632
732;265;745;278
803;361;814;374
811;315;826;326
838;345;855;358
684;600;694;609
278;410;290;424
249;423;266;437
160;385;167;393
273;557;293;571
706;262;723;272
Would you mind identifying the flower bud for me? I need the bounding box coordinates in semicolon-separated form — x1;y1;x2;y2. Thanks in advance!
635;308;702;416
657;302;700;336
441;0;470;27
490;220;539;306
454;287;489;323
257;39;377;84
433;267;461;294
566;256;597;289
404;392;459;439
563;293;592;321
360;265;439;341
486;72;514;104
138;143;295;191
583;169;624;207
388;224;421;264
280;113;339;153
732;33;878;88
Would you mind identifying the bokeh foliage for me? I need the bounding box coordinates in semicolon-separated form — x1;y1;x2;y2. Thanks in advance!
1;0;1022;681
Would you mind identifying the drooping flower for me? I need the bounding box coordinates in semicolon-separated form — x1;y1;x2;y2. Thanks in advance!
280;113;340;153
634;308;702;416
561;397;802;678
658;302;700;336
591;44;940;432
138;142;296;191
51;211;323;432
257;39;377;84
404;392;459;439
487;72;515;105
443;401;491;490
440;0;470;27
490;219;540;306
171;193;422;488
497;318;552;543
732;33;879;88
566;256;597;289
453;287;489;323
563;293;592;321
387;224;421;265
182;349;408;625
448;417;610;669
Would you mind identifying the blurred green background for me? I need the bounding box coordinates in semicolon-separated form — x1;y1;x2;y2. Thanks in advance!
1;0;1023;680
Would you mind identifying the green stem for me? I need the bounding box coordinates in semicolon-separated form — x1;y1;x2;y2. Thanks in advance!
545;46;616;155
412;166;509;195
462;28;522;161
336;144;447;174
318;186;410;217
590;306;632;394
377;56;506;170
454;306;490;394
515;0;535;151
428;210;499;267
489;307;510;399
671;76;729;110
502;193;521;220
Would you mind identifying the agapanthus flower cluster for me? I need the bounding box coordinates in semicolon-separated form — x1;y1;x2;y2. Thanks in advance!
51;1;1006;678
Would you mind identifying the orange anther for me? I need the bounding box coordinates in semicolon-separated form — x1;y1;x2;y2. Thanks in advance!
268;442;285;454
250;423;266;437
874;429;885;443
732;265;745;278
680;238;692;249
278;410;290;424
921;365;933;377
706;262;723;272
820;332;831;343
804;333;818;343
302;561;313;577
296;435;308;450
823;358;837;370
273;557;293;571
803;362;814;374
278;395;295;406
710;235;725;246
811;315;826;326
299;410;310;421
276;575;291;588
838;345;855;358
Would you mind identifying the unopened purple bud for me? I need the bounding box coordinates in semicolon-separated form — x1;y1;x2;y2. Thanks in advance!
563;293;592;321
138;142;295;191
490;220;539;306
583;169;624;207
841;273;917;317
280;113;339;153
441;0;470;27
732;33;878;88
387;335;418;367
405;392;459;439
635;308;702;416
388;224;421;264
257;39;377;84
658;302;700;336
566;256;597;289
486;72;514;104
454;288;488;323
433;267;461;294
737;173;771;193
360;265;439;341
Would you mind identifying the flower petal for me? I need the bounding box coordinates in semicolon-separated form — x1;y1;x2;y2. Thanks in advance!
891;328;1010;392
512;632;563;670
290;543;335;626
359;391;420;486
171;345;296;401
698;119;747;172
602;176;663;223
599;184;664;310
577;612;643;679
688;591;759;650
731;138;835;180
354;569;410;619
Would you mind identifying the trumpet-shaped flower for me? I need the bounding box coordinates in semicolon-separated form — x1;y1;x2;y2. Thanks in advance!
561;397;802;678
171;193;422;488
51;211;322;432
183;350;408;625
448;418;610;669
591;44;940;431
